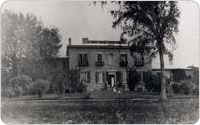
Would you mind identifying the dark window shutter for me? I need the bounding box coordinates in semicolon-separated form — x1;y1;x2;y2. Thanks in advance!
116;71;122;83
87;71;90;83
103;71;105;83
85;54;88;61
78;54;82;63
95;72;98;83
106;72;109;83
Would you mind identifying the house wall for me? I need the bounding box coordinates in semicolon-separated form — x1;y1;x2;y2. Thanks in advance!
68;46;151;91
68;47;151;71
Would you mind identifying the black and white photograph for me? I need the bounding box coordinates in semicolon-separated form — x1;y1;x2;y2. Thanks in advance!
1;0;199;124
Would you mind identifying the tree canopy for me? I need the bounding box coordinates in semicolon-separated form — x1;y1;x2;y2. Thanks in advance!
101;1;180;100
1;10;62;78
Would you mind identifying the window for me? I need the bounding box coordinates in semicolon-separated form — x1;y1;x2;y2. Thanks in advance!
109;53;114;65
96;54;104;66
80;71;90;84
120;54;127;62
97;54;102;62
79;53;88;66
135;55;144;66
96;71;103;84
120;54;128;67
122;71;127;83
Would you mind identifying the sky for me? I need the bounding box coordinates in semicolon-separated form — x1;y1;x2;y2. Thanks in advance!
1;0;199;68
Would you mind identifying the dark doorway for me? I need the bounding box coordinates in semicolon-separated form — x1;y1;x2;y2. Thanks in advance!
108;74;115;87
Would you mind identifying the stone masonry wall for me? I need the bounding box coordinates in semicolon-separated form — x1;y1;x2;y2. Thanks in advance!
68;46;151;91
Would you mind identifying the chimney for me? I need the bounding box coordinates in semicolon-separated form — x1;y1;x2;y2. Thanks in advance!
82;38;89;44
68;37;71;45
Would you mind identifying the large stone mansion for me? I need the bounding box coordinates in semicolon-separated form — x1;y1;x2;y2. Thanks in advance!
66;38;152;91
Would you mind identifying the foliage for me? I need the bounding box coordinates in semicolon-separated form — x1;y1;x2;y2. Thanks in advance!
49;68;87;94
1;74;51;98
1;75;33;97
1;11;62;97
1;86;21;98
33;79;51;97
100;1;180;100
171;69;187;82
8;75;34;95
1;10;62;78
144;73;161;92
110;1;180;56
68;68;87;93
171;80;198;95
127;70;140;91
50;73;66;95
76;82;87;93
1;68;11;87
39;27;62;59
82;92;91;99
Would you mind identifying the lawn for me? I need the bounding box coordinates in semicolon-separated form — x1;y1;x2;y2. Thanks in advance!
1;96;199;124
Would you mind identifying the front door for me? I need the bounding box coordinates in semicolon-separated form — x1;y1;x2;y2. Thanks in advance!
108;75;115;87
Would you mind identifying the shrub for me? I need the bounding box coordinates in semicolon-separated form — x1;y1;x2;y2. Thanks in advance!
192;87;199;95
49;73;64;94
144;74;161;92
76;82;87;93
3;75;34;97
68;68;88;93
171;80;197;95
127;71;141;91
83;92;91;99
1;86;21;98
172;69;187;82
33;79;50;97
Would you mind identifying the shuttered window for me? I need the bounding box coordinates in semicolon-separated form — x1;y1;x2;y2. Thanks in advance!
80;71;90;84
78;53;89;66
97;54;102;62
96;71;103;84
109;53;114;65
122;71;127;83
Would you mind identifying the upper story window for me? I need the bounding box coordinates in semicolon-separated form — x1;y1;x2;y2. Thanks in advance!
109;53;114;65
79;53;89;66
96;54;104;66
97;54;102;62
134;54;144;66
120;54;128;67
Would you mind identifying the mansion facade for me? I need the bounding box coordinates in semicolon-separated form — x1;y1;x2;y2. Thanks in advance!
66;38;152;91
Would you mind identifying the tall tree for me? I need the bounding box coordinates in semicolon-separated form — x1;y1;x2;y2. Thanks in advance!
102;1;180;100
39;27;62;59
1;10;62;78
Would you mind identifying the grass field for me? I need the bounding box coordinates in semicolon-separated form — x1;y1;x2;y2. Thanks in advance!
1;96;199;124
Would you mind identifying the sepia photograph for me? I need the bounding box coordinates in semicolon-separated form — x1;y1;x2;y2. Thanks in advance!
1;0;199;124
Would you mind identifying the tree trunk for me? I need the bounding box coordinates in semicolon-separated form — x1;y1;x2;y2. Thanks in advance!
159;48;167;100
